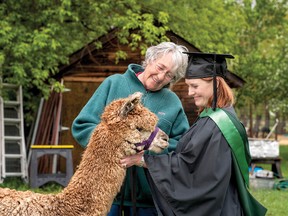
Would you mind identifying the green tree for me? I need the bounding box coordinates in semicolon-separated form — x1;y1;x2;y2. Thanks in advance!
1;0;288;130
234;0;288;133
141;0;244;54
0;0;170;124
0;0;170;95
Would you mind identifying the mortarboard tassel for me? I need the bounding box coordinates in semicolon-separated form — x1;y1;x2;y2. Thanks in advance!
212;54;217;111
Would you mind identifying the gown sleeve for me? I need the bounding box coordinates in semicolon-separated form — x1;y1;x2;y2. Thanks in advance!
144;117;234;216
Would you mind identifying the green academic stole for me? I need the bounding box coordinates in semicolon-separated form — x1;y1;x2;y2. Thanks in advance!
199;108;249;185
200;108;267;216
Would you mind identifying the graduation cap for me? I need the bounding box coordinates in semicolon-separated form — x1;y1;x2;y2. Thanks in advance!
184;52;235;110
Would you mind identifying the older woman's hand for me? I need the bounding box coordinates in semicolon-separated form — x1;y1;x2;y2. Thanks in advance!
120;151;146;169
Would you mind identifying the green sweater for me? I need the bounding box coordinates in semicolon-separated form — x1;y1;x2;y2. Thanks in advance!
72;63;189;207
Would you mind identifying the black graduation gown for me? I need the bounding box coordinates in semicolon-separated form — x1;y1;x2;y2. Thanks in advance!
145;110;243;216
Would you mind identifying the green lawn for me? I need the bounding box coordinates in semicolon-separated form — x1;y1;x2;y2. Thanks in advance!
0;177;62;194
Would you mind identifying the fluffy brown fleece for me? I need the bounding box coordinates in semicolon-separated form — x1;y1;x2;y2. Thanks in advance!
0;92;168;216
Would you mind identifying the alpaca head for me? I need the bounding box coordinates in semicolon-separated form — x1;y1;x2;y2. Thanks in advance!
101;92;169;155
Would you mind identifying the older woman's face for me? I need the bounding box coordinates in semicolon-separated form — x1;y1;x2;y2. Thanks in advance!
185;78;213;108
139;53;175;91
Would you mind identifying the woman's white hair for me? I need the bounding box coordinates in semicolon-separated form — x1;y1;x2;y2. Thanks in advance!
142;42;189;84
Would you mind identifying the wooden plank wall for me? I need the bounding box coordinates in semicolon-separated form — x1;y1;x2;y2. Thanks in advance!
172;79;197;125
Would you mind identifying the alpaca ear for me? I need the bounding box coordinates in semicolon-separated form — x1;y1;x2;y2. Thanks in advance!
119;92;142;118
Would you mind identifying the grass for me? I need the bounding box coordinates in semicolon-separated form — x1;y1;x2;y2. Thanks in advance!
251;188;288;216
0;147;287;215
0;177;63;194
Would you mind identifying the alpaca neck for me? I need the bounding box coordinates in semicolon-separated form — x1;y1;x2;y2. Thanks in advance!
56;127;127;215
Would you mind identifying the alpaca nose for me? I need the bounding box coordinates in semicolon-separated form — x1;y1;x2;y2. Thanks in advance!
158;128;169;145
161;132;169;142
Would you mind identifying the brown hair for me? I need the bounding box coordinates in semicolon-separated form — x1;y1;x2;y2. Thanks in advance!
198;77;235;113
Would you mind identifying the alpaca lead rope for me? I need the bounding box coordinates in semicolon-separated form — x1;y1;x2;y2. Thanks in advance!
135;127;160;151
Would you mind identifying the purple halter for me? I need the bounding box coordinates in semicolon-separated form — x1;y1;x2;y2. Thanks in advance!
135;127;160;150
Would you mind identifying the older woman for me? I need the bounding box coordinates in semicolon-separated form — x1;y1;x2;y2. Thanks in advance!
123;52;267;216
72;42;190;216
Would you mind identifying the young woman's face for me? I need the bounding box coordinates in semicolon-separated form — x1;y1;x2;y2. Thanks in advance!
185;78;213;108
139;53;175;91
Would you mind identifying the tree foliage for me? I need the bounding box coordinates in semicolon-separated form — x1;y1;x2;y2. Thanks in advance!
0;0;170;124
1;0;288;126
0;0;169;97
235;0;288;116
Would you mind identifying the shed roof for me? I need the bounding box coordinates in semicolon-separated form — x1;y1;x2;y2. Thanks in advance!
56;28;245;88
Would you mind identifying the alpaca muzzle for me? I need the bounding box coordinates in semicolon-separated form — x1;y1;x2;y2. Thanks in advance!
135;127;160;151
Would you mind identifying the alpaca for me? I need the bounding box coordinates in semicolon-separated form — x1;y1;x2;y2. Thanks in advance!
0;92;169;216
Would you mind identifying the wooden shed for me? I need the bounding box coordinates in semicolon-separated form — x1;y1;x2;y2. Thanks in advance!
54;29;244;169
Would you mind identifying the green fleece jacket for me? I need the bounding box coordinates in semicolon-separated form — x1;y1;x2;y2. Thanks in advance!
72;63;189;207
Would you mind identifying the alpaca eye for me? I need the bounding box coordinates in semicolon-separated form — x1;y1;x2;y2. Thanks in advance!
136;127;144;132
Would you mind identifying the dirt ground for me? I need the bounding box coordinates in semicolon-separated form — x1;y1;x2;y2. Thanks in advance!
278;134;288;145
